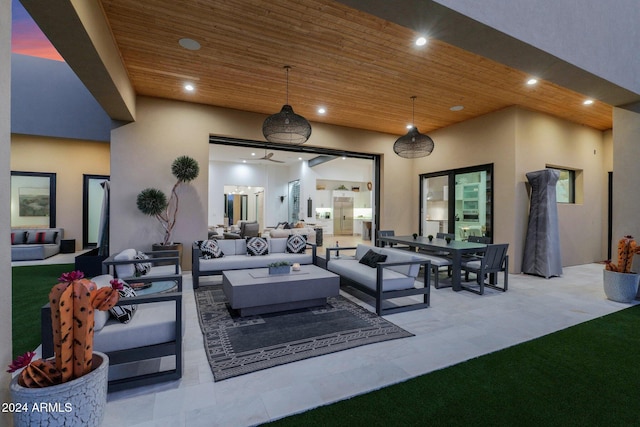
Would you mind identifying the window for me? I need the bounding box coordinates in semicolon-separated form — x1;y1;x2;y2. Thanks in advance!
547;167;575;203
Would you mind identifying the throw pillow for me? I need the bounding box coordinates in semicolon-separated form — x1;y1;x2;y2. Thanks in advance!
26;230;58;244
133;251;152;275
359;249;388;268
286;234;307;254
109;283;138;324
246;237;269;256
199;239;224;259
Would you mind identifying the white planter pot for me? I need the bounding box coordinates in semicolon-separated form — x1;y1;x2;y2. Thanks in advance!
603;270;640;303
10;352;109;427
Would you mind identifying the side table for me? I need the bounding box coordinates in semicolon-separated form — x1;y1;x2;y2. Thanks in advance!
60;239;76;254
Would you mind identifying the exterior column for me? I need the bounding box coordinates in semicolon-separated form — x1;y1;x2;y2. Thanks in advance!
1;0;13;421
612;107;640;259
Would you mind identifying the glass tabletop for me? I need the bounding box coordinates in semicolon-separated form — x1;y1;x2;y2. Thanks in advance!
129;280;177;295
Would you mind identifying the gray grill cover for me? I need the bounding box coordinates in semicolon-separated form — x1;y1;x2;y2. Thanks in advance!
522;169;563;278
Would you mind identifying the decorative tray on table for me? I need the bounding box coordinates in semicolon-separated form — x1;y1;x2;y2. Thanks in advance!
130;282;152;291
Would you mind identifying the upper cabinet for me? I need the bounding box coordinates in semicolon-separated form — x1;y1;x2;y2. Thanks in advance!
354;190;371;208
316;190;331;208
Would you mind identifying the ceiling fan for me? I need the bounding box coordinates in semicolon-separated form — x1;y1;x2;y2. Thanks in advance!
244;150;284;163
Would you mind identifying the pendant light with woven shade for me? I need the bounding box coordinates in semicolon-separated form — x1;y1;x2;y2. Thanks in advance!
262;66;312;145
393;96;434;158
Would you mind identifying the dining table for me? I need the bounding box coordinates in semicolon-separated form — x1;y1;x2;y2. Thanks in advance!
377;235;488;291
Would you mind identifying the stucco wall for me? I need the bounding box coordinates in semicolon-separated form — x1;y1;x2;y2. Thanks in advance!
612;108;640;254
411;107;518;268
110;96;411;269
10;134;110;250
411;106;608;273
515;107;606;269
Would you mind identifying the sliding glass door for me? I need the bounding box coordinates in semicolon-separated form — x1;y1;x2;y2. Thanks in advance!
421;175;449;237
420;164;493;241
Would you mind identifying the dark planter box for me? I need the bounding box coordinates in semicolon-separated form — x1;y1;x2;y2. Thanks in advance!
75;248;108;278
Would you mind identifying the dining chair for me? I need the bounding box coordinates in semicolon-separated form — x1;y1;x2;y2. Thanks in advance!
462;235;491;262
420;232;455;276
376;230;410;250
468;235;490;244
436;232;455;240
460;243;509;295
417;253;453;289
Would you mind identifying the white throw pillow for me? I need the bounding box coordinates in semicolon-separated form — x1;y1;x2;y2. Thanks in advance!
114;248;137;278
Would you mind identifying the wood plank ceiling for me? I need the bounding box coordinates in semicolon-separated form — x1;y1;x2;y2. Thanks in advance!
98;0;612;136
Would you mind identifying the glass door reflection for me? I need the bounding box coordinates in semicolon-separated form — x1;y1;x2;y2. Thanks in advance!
454;169;491;240
421;174;449;237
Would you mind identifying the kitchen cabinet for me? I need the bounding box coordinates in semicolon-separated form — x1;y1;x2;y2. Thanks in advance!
332;190;355;198
354;190;370;208
316;190;331;208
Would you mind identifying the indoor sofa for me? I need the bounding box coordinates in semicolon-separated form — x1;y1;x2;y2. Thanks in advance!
267;226;317;244
326;244;431;315
192;237;317;288
11;227;63;261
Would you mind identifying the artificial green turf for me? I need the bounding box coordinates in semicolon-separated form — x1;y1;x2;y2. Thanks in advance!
11;264;74;359
267;305;640;427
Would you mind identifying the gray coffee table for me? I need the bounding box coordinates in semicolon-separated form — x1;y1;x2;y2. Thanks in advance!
222;264;340;316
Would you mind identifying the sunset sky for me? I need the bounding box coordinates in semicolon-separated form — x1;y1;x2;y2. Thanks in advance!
11;0;64;61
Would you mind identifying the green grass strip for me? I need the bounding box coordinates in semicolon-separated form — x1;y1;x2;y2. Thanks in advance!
11;264;74;359
268;305;640;427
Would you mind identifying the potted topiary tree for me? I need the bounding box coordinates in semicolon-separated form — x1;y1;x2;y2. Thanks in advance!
136;155;200;262
603;235;640;302
8;271;121;427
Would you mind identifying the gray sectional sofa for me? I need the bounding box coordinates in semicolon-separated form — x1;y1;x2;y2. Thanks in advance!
11;227;63;261
326;244;431;315
191;237;317;289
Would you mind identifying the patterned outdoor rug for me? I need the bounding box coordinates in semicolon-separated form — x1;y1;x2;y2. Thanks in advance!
194;285;413;381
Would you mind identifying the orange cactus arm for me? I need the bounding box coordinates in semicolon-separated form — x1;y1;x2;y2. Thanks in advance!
72;281;94;378
49;283;74;383
18;359;62;388
91;287;120;311
605;260;618;272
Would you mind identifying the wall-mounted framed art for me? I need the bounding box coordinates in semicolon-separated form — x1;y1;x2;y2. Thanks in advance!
10;171;57;228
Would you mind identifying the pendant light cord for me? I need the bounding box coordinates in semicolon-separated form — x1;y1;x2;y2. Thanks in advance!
284;65;291;105
411;95;417;128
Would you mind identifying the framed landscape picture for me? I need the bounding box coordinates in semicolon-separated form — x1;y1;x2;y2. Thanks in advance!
11;171;57;228
18;186;50;217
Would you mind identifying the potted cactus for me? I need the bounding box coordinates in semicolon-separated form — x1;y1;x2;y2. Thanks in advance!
8;271;121;427
603;236;640;302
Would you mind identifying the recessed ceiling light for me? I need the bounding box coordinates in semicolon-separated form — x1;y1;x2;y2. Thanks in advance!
583;99;594;105
184;83;195;92
406;124;413;129
415;36;427;46
251;152;256;156
298;157;303;160
341;156;346;160
450;105;464;111
526;78;538;85
317;107;326;114
242;160;246;163
179;38;201;51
